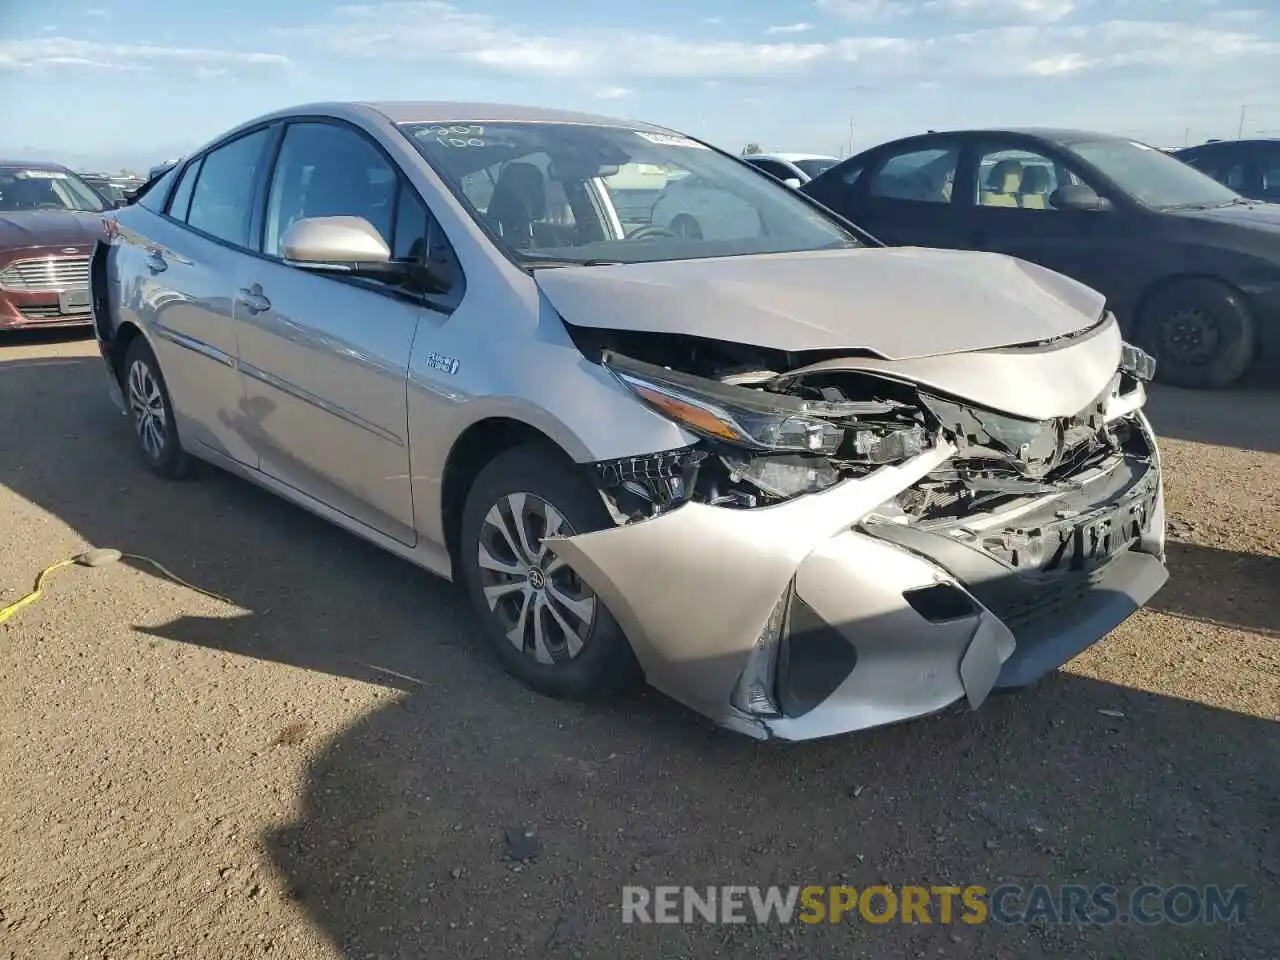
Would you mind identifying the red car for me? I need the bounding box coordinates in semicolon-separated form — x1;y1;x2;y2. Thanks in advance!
0;160;112;331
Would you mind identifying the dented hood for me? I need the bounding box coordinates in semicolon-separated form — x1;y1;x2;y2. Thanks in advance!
536;245;1107;360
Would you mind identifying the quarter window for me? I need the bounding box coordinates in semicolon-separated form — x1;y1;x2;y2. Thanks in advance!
185;128;270;247
166;158;202;222
869;148;958;203
391;185;462;292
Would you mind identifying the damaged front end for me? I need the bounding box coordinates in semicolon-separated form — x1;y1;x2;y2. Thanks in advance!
547;321;1167;741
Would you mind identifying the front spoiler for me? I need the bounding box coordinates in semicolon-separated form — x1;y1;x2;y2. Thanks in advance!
549;416;1167;742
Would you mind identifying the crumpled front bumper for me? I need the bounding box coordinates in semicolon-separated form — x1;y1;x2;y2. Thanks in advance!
548;413;1167;742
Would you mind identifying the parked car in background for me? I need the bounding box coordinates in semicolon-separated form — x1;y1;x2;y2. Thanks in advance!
147;160;179;182
0;160;109;331
743;152;840;186
93;101;1166;741
78;172;143;206
802;128;1280;388
648;169;764;239
1172;139;1280;204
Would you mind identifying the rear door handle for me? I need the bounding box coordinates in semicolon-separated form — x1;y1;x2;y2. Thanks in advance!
238;284;271;315
145;250;167;273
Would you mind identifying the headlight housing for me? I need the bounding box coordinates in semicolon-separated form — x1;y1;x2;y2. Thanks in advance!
610;359;846;454
604;352;931;500
1120;341;1157;382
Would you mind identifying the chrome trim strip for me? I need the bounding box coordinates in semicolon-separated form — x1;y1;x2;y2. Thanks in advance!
151;323;235;368
238;359;405;447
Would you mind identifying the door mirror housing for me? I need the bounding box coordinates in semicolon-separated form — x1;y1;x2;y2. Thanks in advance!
1050;183;1113;212
282;216;448;292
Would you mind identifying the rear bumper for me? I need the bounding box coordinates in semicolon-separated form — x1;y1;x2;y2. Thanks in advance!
549;413;1167;742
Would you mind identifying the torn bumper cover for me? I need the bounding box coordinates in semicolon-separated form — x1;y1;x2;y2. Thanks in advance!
548;413;1167;742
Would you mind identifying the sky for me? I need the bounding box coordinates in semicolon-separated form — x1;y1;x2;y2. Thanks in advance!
1;0;1277;171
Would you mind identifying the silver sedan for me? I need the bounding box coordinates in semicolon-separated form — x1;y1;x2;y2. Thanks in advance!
91;101;1167;740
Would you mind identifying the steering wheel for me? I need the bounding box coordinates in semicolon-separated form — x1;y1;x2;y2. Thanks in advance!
626;224;679;242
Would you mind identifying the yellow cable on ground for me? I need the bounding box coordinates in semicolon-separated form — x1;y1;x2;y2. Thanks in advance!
0;547;234;627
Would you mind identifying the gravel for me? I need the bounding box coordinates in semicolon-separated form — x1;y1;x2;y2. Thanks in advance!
1;333;1277;960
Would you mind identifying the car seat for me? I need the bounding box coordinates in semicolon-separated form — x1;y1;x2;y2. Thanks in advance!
981;159;1023;207
486;162;548;249
1019;165;1052;209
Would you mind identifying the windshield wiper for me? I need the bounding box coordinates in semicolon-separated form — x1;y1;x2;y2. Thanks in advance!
520;256;622;268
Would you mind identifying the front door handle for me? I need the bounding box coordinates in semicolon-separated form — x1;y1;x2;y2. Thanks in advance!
238;284;271;315
145;250;167;273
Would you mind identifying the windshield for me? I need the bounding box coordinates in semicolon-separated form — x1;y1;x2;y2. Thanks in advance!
399;121;860;265
0;166;108;214
1067;139;1241;209
794;158;837;179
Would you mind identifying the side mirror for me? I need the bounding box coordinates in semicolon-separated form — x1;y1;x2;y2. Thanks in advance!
1050;183;1112;212
282;216;450;292
782;177;803;189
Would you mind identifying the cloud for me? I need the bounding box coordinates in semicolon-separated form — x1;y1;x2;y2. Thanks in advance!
274;3;827;79
814;0;910;21
593;86;631;99
85;7;109;14
767;22;815;34
266;2;1277;89
924;0;1080;22
0;37;289;74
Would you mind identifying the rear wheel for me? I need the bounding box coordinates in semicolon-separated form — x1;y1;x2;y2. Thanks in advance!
459;445;639;700
123;337;195;479
1135;278;1255;388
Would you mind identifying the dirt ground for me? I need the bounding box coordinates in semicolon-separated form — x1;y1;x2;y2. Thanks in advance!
1;332;1276;960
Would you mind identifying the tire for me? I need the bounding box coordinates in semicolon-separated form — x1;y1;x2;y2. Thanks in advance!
669;214;703;240
459;444;640;700
122;337;196;479
1134;278;1256;389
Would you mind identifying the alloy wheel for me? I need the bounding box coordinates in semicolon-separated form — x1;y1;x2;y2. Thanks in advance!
476;492;597;665
127;358;167;461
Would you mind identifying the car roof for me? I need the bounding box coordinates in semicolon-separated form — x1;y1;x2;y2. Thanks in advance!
0;159;72;172
354;101;674;132
753;153;838;162
860;128;1138;151
1175;138;1280;151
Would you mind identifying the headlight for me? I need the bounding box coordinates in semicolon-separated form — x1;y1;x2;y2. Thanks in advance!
605;351;928;461
1121;341;1157;382
612;366;845;454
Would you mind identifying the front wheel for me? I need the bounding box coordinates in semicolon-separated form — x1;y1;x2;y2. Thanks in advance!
123;337;196;479
1135;278;1256;389
458;445;640;700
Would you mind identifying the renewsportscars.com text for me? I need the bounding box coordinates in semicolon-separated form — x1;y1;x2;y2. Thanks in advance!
621;884;1249;926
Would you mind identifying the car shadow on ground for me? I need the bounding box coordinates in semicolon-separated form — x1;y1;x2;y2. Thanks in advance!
1151;541;1280;638
2;350;1277;959
1144;379;1280;455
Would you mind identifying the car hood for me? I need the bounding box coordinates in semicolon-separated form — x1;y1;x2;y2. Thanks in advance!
0;211;103;252
535;246;1107;360
1169;201;1280;233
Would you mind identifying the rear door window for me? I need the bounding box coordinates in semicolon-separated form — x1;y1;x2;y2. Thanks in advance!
869;147;959;204
186;128;271;248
